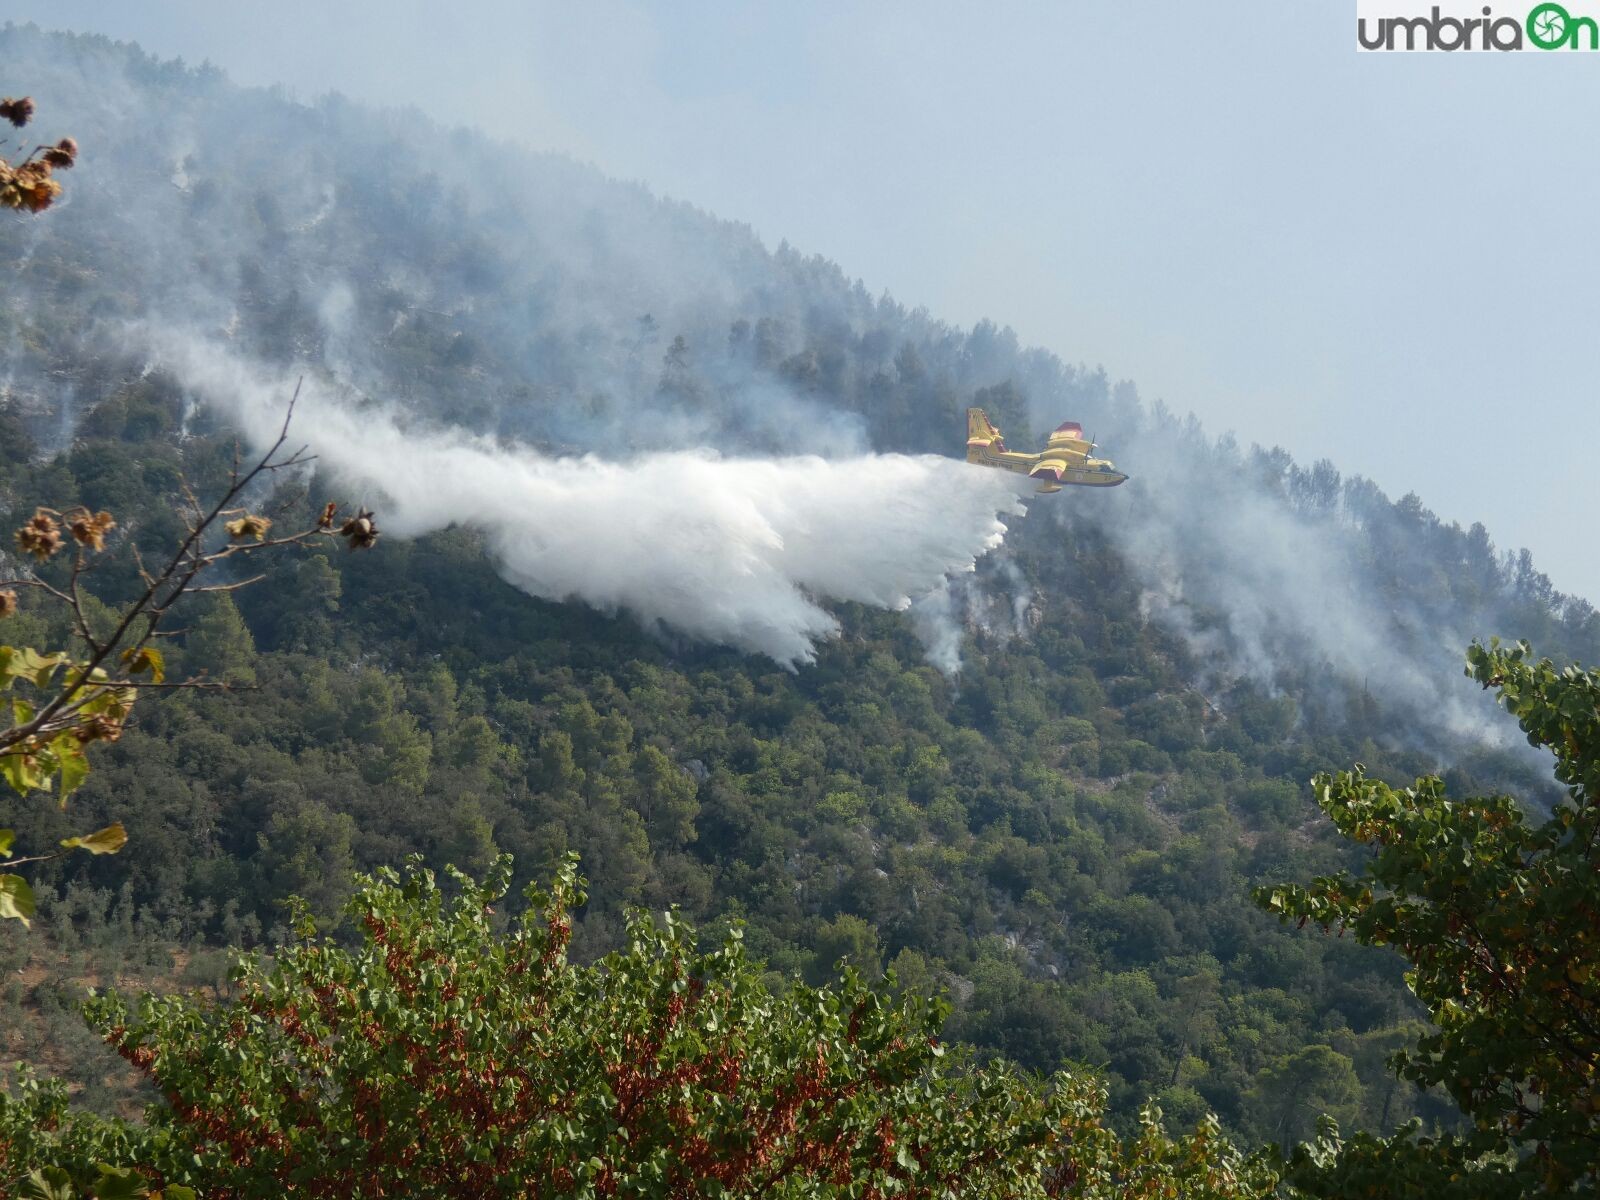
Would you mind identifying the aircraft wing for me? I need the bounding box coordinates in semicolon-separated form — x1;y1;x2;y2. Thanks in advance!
1028;458;1074;484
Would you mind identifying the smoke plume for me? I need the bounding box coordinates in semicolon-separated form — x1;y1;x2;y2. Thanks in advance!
159;336;1026;666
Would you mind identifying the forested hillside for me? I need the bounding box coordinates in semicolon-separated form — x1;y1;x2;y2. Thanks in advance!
2;22;1595;1156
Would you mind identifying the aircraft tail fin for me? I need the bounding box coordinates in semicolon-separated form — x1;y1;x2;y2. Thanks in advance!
967;407;1001;444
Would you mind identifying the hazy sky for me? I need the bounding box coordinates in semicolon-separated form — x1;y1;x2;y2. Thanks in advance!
12;1;1600;599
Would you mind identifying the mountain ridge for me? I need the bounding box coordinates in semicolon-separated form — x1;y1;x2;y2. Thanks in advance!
0;23;1589;1148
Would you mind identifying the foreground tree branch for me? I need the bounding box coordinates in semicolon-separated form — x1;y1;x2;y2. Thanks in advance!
0;391;378;926
0;91;76;213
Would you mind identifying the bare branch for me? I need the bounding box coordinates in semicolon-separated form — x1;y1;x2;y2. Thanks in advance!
107;679;249;692
2;387;306;753
0;850;66;869
187;574;268;594
68;547;104;657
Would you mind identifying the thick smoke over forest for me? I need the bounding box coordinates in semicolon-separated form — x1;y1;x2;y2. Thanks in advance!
1090;423;1518;745
2;24;1596;749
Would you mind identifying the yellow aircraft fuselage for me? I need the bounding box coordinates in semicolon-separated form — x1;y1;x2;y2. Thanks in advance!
965;408;1127;493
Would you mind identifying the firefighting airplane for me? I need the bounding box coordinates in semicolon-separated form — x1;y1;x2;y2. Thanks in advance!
965;408;1128;493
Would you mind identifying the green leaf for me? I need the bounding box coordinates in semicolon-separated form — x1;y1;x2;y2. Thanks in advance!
0;749;41;795
0;873;36;925
53;736;90;802
85;1165;147;1199
13;696;34;726
121;645;165;684
18;1167;76;1200
3;647;68;689
61;822;128;856
0;828;12;858
91;1163;150;1199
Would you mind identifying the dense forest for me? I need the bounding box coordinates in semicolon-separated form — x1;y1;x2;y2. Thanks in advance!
1;21;1596;1173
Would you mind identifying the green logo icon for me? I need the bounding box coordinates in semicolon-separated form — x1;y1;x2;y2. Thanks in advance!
1529;2;1570;45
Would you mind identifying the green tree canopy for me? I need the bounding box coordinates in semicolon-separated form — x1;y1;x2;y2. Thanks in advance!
1257;639;1600;1195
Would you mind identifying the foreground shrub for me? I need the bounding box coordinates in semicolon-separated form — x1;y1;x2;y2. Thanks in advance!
4;854;1278;1198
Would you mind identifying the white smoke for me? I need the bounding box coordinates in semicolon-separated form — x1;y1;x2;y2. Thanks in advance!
1086;416;1513;747
909;584;965;678
910;555;1036;677
154;334;1027;667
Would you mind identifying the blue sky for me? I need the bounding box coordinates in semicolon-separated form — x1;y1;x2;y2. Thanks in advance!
12;0;1600;600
